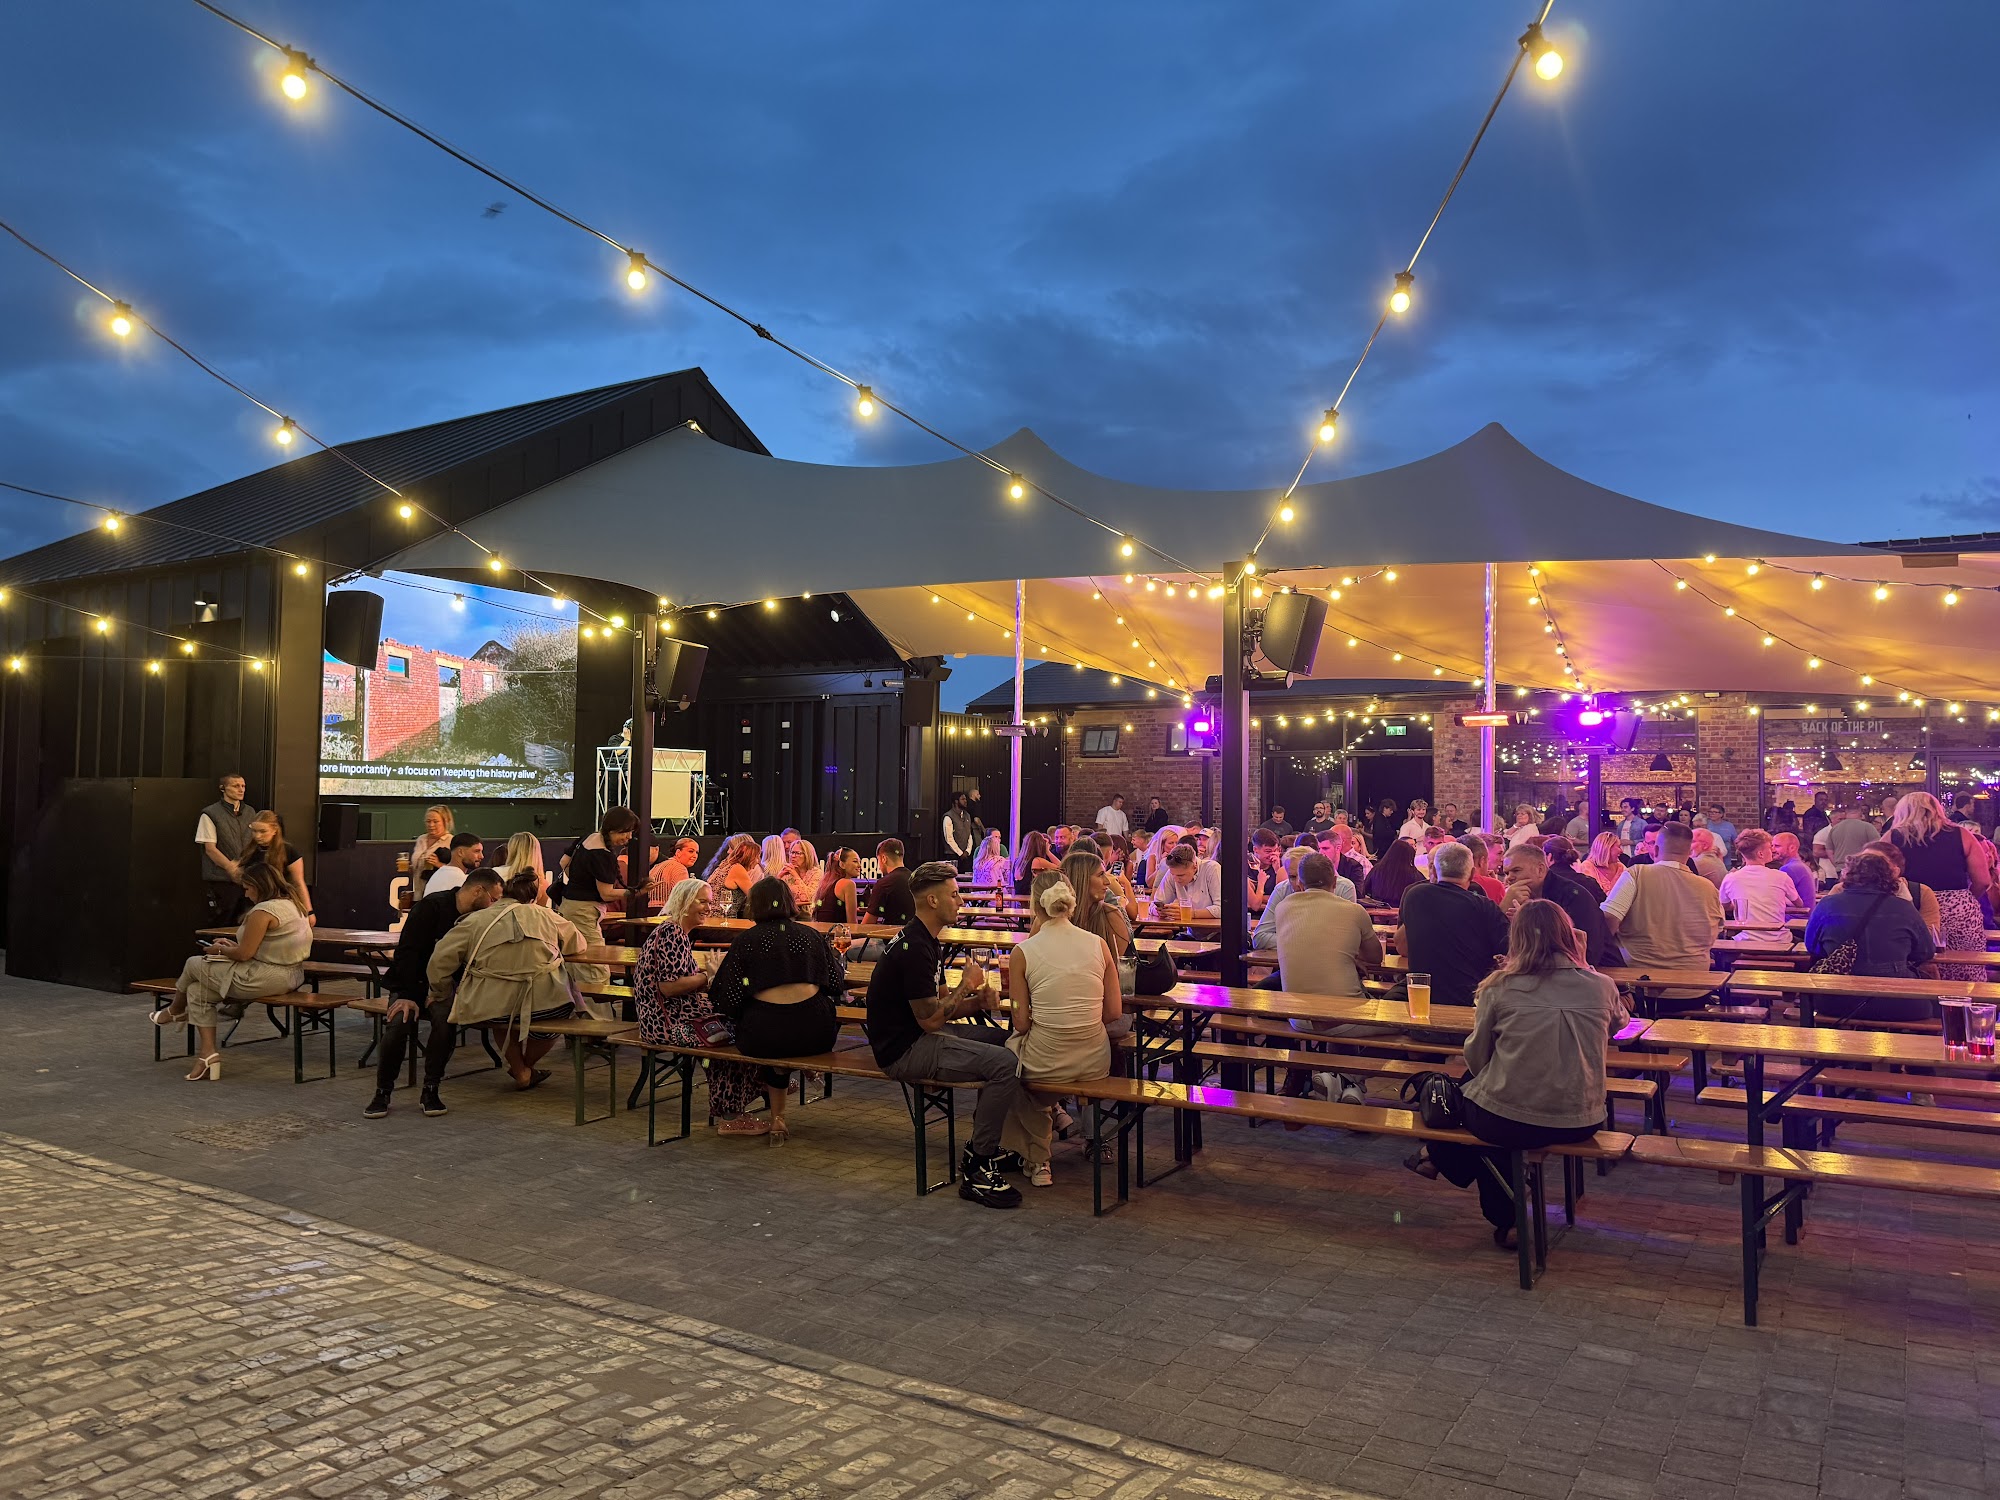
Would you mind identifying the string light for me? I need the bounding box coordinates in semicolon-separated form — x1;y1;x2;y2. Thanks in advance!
1389;271;1414;315
486;556;504;573
1945;590;1960;607
625;251;648;292
1279;503;1295;524
450;594;465;611
1317;409;1338;444
180;641;195;655
1008;475;1025;501
146;660;161;674
274;416;297;446
293;561;309;576
1873;583;1889;602
854;386;876;419
279;47;311;101
108;301;134;338
396;502;414;519
101;513;121;533
1119;537;1135;558
1522;21;1564;80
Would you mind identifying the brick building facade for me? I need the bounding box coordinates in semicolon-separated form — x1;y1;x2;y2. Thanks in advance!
1059;704;1261;829
322;637;504;760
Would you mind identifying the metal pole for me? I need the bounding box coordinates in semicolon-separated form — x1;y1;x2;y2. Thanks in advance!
1011;579;1024;857
626;611;655;920
1481;563;1497;832
1220;561;1250;988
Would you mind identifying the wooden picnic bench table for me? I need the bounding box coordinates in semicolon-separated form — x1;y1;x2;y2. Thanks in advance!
1722;969;2000;1027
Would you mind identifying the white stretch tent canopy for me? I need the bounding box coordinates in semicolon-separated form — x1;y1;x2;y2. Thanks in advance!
386;421;2000;701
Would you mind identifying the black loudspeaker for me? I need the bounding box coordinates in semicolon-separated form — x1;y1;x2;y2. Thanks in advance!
902;679;940;728
324;589;385;671
319;801;359;851
1259;590;1329;676
655;639;708;709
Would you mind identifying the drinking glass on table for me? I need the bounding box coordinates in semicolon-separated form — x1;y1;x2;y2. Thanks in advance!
828;923;852;956
1406;972;1433;1025
1942;997;1973;1056
1969;1001;1998;1061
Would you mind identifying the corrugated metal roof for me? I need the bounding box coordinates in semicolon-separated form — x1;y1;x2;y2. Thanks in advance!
965;663;1171;710
1863;532;2000;553
0;370;755;586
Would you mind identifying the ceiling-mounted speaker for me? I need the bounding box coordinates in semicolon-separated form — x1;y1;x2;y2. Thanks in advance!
1258;591;1327;676
655;639;708;709
324;590;384;671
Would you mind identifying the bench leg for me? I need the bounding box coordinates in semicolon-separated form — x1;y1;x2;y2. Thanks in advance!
1091;1100;1105;1217
293;1012;305;1084
1740;1173;1762;1326
1564;1156;1580;1225
627;1053;652;1113
1510;1151;1533;1290
1529;1159;1549;1274
681;1055;695;1140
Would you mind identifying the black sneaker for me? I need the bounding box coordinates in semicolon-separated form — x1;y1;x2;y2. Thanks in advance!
987;1150;1026;1175
958;1151;1022;1209
363;1091;391;1119
419;1087;448;1117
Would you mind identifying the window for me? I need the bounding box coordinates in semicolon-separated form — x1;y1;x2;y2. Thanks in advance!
481;672;495;691
1080;726;1120;758
383;653;409;678
439;665;461;688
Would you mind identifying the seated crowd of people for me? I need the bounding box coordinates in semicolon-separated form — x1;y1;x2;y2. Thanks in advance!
154;784;1993;1230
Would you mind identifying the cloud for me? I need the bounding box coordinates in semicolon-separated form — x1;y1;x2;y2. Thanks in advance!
1914;477;2000;530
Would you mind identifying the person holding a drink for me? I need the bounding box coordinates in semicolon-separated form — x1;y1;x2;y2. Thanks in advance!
1418;900;1622;1250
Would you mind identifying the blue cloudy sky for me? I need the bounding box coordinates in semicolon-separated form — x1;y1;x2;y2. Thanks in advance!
3;1;1995;615
327;569;572;662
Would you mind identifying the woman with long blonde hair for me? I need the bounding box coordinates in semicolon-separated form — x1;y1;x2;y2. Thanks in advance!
1421;900;1622;1249
1579;832;1625;895
499;832;549;904
1888;791;1991;978
782;838;821;911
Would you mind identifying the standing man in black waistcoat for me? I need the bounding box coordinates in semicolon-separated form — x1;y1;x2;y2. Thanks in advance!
195;772;255;925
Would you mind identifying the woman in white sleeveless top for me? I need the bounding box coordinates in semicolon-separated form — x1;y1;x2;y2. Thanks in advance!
1004;876;1120;1186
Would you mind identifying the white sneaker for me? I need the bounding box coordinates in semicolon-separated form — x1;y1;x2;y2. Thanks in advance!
1338;1080;1368;1106
1310;1071;1337;1100
1029;1164;1053;1187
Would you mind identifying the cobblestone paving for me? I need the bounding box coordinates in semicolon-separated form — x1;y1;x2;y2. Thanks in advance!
6;979;2000;1498
0;1135;1347;1500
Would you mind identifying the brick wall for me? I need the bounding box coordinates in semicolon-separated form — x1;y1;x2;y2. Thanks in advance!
1430;697;1485;826
1696;693;1763;830
1060;705;1260;829
361;637;502;758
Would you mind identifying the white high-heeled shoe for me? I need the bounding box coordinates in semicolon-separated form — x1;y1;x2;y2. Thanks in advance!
186;1053;221;1082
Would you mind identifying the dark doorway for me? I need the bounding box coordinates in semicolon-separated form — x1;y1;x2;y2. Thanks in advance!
1261;756;1330;831
1351;754;1433;826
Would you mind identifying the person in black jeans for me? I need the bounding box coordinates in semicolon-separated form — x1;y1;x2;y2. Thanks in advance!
364;869;503;1119
710;878;846;1144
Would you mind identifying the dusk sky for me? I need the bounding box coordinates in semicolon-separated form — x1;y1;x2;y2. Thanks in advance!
4;2;1996;622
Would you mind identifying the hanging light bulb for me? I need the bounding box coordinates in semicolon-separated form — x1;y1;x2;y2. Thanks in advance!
625;252;648;291
1810;573;1825;590
1520;22;1565;80
1207;585;1223;600
1144;579;1157;592
1945;589;1961;607
279;48;311;101
93;617;111;633
1279;503;1295;524
1008;475;1026;500
108;301;134;339
1746;561;1762;576
293;562;309;577
396;503;414;520
1119;536;1135;558
180;641;195;656
146;660;161;675
1389;270;1414;315
854;386;876;419
1873;583;1890;601
1674;578;1688;591
487;556;504;573
274;417;297;447
1317;408;1338;444
102;513;121;533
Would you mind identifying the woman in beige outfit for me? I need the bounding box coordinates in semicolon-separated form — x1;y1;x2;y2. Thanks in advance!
152;863;311;1081
1004;877;1120;1186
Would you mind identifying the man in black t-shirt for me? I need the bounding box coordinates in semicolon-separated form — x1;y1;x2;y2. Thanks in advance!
365;869;502;1119
863;838;915;925
1257;805;1295;841
1395;842;1510;1009
1304;801;1336;839
865;861;1030;1209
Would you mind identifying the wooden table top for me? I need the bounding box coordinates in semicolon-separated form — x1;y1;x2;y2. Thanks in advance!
201;926;400;948
1637;1017;1995;1067
1148;983;1480;1035
1723;970;2000;1000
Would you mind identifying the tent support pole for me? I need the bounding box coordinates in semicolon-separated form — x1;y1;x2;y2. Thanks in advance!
627;610;655;921
1219;561;1250;989
1011;580;1024;859
1482;563;1497;832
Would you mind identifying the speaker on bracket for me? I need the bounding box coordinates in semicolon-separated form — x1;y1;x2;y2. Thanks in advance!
1257;590;1328;676
654;639;708;709
324;590;385;671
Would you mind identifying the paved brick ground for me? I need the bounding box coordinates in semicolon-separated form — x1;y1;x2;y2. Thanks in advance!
5;977;2000;1498
0;1133;1343;1499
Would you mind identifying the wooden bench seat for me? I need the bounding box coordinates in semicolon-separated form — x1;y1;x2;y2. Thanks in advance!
1629;1133;2000;1324
301;960;380;994
1697;1086;2000;1141
130;979;344;1082
1762;1066;2000;1101
634;1039;985;1194
1045;1074;1631;1285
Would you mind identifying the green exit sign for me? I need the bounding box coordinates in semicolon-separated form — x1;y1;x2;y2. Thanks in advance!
1384;724;1408;736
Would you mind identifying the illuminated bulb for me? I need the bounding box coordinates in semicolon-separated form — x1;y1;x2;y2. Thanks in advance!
1391;652;1403;662
1318;409;1338;443
1949;702;1963;715
1433;666;1444;677
1145;579;1157;592
5;658;19;672
551;595;567;611
1115;616;1125;626
1543;623;1554;633
1119;536;1136;559
1243;559;1257;576
1748;705;1760;716
249;659;265;672
1109;675;1121;685
968;612;976;621
1124;573;1134;583
663;618;675;632
1389;270;1414;315
1761;635;1774;647
146;660;160;674
279;49;310;101
625;252;648;291
102;513;121;533
1855;701;1870;711
1208;585;1223;599
397;503;413;519
1008;475;1026;500
1279;504;1294;524
1528;566;1541;577
1165;585;1176;598
1674;578;1689;591
1811;573;1825;590
293;562;308;577
1250;586;1263;599
1347;637;1358;647
1145;688;1156;699
1746;562;1761;576
108;301;134;338
854;386;876;419
180;642;194;655
1523;22;1564;80
609;615;627;627
451;594;465;612
1807;657;1821;669
1329;589;1341;600
1703;553;1717;564
930;594;940;604
1527;593;1539;605
1724;607;1736;617
487;556;504;573
275;417;297;447
763;599;777;610
1384;569;1398;582
1873;583;1889;601
1146;659;1156;669
1945;590;1960;606
93;617;110;633
707;610;718;620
